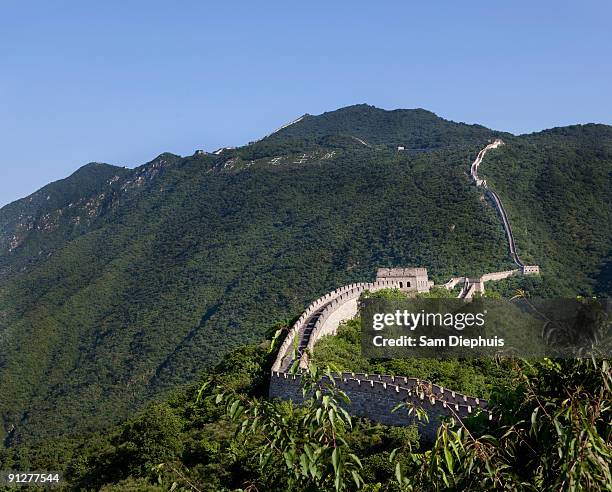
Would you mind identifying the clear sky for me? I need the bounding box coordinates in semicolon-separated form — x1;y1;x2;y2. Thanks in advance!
1;0;611;207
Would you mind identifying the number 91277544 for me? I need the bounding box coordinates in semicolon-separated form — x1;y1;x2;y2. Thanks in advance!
2;472;62;487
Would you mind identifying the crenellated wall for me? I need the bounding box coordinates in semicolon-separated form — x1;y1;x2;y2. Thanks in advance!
270;273;491;440
269;371;490;441
266;139;548;439
453;268;528;298
272;280;400;371
268;140;547;437
443;276;465;290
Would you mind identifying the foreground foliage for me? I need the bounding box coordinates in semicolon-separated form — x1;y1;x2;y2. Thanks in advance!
393;358;612;491
200;365;368;491
1;334;609;491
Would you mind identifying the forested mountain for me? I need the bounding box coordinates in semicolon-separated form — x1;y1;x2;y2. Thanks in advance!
0;104;610;445
0;162;129;278
483;124;612;294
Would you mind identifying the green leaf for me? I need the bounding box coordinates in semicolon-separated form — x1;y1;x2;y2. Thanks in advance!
300;453;309;476
349;453;362;468
444;446;454;475
332;447;339;472
389;448;399;462
395;462;403;484
229;399;240;418
351;469;362;488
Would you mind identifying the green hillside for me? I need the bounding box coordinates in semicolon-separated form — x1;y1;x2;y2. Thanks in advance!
0;105;610;445
482;124;612;294
0;162;129;279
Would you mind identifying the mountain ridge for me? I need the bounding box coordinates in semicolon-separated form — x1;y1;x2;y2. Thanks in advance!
4;105;610;219
0;104;610;445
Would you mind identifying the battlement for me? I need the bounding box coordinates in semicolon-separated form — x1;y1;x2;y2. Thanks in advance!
377;267;428;278
270;265;488;439
269;371;491;440
376;267;430;293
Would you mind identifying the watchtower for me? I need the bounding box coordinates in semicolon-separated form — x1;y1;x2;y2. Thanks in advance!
376;267;432;293
522;265;540;274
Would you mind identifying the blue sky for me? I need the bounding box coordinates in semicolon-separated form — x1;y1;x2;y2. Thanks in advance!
1;0;611;207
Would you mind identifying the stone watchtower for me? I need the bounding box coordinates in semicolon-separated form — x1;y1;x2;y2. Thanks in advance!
376;267;432;293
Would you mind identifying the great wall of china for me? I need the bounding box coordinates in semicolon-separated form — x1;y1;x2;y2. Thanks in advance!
270;140;539;438
459;139;539;295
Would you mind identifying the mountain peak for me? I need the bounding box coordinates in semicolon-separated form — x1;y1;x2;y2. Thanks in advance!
262;104;495;150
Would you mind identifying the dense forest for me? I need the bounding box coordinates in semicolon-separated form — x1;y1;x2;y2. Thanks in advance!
2;316;610;490
0;104;610;450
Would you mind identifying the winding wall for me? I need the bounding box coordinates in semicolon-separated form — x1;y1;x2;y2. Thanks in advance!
470;139;539;274
272;280;399;372
488;190;523;267
453;269;518;299
270;281;491;438
269;140;543;435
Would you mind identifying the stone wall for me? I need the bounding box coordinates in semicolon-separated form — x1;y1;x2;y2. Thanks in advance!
451;269;522;298
443;276;465;290
481;270;517;282
269;371;490;442
267;140;543;438
273;280;401;371
270;270;490;440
